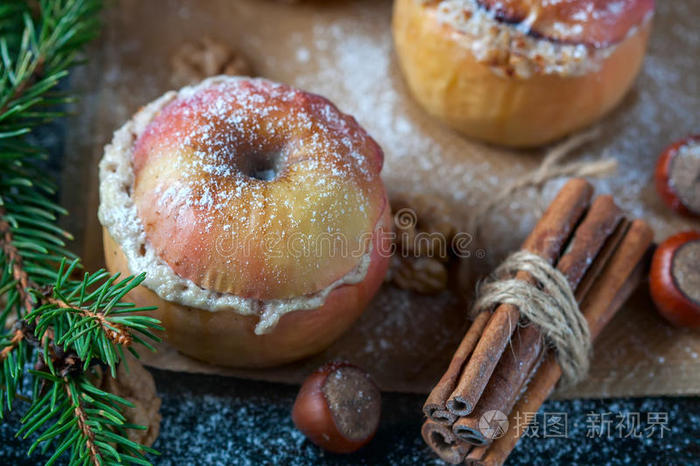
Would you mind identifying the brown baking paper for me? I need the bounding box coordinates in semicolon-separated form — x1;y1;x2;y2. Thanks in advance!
61;0;699;397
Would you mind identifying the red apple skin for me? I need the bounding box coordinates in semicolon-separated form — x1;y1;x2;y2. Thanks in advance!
131;78;388;301
103;204;392;368
103;77;394;367
649;231;700;329
654;135;700;218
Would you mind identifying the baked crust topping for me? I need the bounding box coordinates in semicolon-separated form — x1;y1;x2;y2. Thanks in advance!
476;0;654;47
422;0;653;78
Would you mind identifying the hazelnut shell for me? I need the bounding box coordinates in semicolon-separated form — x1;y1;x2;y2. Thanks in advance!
654;135;700;218
292;362;381;454
649;231;700;328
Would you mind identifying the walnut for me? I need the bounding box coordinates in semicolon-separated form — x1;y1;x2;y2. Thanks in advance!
93;354;161;446
389;256;449;295
170;37;251;88
391;192;456;261
387;192;458;294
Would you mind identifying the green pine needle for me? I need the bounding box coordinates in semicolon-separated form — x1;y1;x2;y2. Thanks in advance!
0;1;162;465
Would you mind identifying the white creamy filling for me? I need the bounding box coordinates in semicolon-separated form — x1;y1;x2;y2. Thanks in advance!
423;0;651;78
98;77;373;335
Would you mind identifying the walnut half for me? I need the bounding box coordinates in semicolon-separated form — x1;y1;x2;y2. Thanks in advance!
387;192;458;294
389;256;449;295
170;37;252;88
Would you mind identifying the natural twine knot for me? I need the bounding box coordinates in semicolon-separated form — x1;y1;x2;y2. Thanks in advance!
470;251;592;388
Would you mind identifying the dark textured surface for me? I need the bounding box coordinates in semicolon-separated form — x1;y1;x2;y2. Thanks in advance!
2;368;699;465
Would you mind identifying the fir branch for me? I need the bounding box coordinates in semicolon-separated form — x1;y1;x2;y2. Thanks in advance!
46;295;133;347
0;326;23;361
18;371;158;465
0;205;34;311
67;381;102;466
0;1;163;464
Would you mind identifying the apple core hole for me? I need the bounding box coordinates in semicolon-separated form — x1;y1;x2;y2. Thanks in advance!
237;147;286;182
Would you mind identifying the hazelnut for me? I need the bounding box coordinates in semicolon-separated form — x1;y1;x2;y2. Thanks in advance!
654;135;700;218
649;231;700;328
292;362;381;454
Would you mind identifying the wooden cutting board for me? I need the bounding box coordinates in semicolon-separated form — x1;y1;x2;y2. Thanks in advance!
61;0;699;397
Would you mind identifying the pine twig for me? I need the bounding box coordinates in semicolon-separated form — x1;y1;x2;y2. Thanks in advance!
65;383;100;466
0;1;163;464
0;206;34;311
0;328;23;361
45;295;132;347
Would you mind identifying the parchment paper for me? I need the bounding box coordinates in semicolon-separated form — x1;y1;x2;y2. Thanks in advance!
62;0;699;397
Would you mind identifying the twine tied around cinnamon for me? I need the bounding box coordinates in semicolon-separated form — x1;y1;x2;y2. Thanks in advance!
470;251;591;388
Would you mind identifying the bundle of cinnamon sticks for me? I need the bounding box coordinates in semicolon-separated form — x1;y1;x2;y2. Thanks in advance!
422;179;654;465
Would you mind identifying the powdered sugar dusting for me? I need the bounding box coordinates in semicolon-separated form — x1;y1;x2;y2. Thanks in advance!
289;12;530;255
295;20;493;205
99;76;376;334
134;77;377;231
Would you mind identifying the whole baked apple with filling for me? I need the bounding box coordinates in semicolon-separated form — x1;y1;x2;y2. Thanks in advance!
99;77;391;366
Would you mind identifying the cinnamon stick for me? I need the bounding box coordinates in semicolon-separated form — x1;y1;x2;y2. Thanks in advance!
423;311;491;424
580;220;653;340
421;419;471;464
470;219;653;466
446;179;593;416
452;196;624;444
573;218;632;304
556;195;624;287
465;444;488;465
452;325;543;445
424;193;617;425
